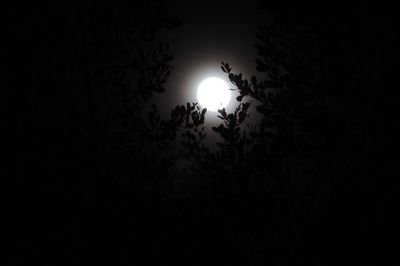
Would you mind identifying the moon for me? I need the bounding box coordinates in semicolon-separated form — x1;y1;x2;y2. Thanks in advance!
197;77;231;111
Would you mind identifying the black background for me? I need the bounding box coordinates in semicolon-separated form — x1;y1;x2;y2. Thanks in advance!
6;1;400;265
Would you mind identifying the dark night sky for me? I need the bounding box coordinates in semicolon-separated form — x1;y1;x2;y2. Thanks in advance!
7;1;400;264
154;0;266;115
149;0;269;146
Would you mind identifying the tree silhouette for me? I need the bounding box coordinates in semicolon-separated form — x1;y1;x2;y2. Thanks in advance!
10;1;399;265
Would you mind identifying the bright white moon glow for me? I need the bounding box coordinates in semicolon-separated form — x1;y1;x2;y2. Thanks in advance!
197;77;231;111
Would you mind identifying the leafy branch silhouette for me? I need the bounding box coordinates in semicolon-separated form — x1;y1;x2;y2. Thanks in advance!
16;1;383;264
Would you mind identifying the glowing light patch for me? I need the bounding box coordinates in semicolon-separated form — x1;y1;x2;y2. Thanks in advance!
197;77;231;111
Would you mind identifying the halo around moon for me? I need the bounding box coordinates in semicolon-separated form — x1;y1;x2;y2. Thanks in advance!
197;77;231;111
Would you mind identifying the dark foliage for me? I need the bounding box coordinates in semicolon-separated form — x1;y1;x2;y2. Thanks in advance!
8;1;400;265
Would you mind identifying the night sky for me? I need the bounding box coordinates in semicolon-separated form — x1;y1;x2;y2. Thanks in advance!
7;1;400;264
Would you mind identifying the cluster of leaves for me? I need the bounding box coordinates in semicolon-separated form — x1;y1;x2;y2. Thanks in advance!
94;4;325;206
84;1;184;186
147;102;208;155
16;1;390;263
142;11;326;260
218;11;324;167
84;3;332;263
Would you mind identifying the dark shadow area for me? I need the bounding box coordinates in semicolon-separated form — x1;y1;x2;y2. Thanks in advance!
7;1;400;265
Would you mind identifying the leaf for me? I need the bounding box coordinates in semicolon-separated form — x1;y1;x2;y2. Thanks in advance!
242;102;251;112
221;62;231;73
228;73;235;84
218;108;227;118
238;112;247;123
191;112;199;122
